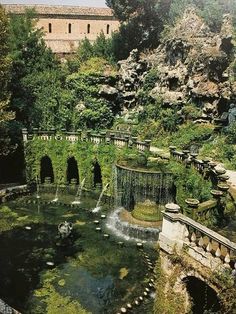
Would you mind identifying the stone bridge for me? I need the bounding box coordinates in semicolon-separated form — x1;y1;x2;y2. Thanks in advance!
158;203;236;312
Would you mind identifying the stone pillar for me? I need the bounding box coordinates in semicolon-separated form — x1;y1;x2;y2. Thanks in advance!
159;203;187;254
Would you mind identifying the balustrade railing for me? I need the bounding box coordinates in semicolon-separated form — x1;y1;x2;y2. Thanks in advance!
160;206;236;273
21;129;151;151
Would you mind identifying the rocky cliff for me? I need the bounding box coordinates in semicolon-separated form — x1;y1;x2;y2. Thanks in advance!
100;7;236;122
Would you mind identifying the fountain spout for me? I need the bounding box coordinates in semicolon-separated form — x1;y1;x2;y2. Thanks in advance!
52;184;59;203
36;175;40;199
71;178;86;205
92;183;109;213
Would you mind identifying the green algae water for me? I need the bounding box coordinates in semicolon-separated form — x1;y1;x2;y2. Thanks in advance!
0;192;156;313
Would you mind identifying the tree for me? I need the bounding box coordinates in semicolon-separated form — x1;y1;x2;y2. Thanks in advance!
106;0;172;58
9;9;59;126
0;5;15;156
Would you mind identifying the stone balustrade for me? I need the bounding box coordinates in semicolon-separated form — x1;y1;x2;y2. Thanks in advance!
159;204;236;273
22;129;151;151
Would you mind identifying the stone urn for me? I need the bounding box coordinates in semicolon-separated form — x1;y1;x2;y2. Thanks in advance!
165;203;180;213
214;166;226;175
217;183;230;192
211;190;223;199
185;198;199;208
218;174;230;182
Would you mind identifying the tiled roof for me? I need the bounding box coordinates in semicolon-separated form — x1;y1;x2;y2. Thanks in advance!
3;4;115;17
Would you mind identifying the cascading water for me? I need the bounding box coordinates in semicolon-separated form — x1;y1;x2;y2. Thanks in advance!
52;184;59;202
36;176;40;199
106;165;175;242
116;165;174;210
92;183;109;213
71;178;86;205
106;208;160;242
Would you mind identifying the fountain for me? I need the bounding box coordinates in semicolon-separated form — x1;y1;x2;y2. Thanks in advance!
92;183;109;213
106;208;160;242
51;184;59;203
71;178;86;205
36;176;40;199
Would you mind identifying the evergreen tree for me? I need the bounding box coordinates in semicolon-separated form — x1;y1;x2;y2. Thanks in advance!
0;5;15;156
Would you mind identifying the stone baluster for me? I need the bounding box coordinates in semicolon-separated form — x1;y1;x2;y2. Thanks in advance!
100;131;106;142
145;139;151;151
22;128;28;142
224;248;231;266
190;229;197;247
169;146;177;157
184;226;190;244
206;238;213;255
215;243;222;260
198;233;204;249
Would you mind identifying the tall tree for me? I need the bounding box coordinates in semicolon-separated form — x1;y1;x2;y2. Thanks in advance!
0;5;15;156
106;0;172;58
9;9;59;127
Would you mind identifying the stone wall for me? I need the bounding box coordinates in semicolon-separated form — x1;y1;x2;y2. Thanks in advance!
4;4;120;54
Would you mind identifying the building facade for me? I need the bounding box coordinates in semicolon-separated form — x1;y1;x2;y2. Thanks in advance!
4;4;120;54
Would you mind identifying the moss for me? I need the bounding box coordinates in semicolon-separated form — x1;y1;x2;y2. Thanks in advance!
131;200;163;222
154;256;188;314
31;269;90;314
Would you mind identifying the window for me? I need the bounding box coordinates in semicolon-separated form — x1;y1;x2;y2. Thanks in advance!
87;24;90;34
48;23;52;33
68;23;72;34
106;24;110;34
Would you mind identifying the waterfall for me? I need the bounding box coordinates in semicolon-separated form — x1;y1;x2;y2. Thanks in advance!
106;208;160;242
92;183;109;213
71;178;86;205
116;165;175;210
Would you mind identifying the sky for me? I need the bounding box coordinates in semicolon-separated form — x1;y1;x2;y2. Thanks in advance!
0;0;108;7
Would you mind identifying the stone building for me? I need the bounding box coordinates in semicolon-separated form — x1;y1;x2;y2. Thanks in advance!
4;4;119;55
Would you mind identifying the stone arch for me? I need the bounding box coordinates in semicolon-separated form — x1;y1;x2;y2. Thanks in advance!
40;156;54;183
182;275;221;313
93;160;102;188
66;156;79;184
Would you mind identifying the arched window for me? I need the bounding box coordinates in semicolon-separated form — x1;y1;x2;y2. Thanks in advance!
87;24;90;34
68;23;72;34
106;24;110;34
48;23;52;33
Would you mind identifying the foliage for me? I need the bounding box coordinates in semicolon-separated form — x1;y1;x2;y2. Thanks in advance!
167;161;212;211
106;0;172;58
168;0;236;31
0;5;15;156
68;32;116;72
154;256;188;314
66;70;117;130
8;9;64;128
223;122;236;144
32;270;90;314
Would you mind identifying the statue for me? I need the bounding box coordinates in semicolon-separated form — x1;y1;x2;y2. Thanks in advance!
228;103;236;125
58;221;73;239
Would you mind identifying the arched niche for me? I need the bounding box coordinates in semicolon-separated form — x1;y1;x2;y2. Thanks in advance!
93;160;102;188
66;157;79;184
40;156;54;183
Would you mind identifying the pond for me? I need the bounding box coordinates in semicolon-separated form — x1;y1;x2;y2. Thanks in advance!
0;190;157;314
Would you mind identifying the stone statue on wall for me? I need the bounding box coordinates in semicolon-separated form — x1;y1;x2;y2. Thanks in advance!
228;103;236;125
